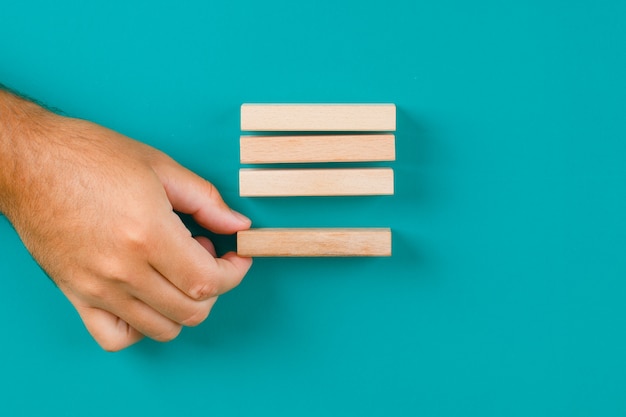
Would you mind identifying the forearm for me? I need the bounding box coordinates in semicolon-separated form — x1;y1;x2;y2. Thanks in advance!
0;89;48;216
0;89;26;214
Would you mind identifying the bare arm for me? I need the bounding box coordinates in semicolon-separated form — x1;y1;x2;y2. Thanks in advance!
0;89;252;351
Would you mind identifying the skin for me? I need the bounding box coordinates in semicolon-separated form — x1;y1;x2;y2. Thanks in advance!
0;89;253;351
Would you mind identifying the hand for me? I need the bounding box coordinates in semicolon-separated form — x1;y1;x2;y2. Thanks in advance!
0;91;252;351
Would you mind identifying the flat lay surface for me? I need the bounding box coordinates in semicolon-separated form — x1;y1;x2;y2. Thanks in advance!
1;0;625;415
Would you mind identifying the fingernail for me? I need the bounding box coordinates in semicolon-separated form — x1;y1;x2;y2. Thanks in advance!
231;209;251;224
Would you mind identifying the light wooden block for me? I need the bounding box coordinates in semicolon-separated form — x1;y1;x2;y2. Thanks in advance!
240;134;395;164
239;168;394;197
237;228;392;257
240;104;396;131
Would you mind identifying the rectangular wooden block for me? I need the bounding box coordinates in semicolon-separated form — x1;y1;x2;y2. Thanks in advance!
240;104;396;131
237;228;392;257
240;134;396;164
239;168;394;197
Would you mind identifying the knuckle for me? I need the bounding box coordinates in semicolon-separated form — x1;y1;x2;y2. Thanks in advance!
189;280;219;301
153;324;182;343
77;279;109;300
119;222;151;252
99;258;131;285
202;179;217;200
97;336;130;352
88;250;148;290
181;306;212;327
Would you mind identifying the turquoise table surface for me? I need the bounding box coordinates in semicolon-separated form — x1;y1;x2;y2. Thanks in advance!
1;1;625;415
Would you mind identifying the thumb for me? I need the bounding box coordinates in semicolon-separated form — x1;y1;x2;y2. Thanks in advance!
152;155;251;234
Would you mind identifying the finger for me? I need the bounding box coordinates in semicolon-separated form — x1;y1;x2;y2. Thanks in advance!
152;156;251;234
74;304;144;352
72;284;183;344
110;298;183;343
194;235;217;257
125;265;219;326
149;216;253;300
215;252;254;285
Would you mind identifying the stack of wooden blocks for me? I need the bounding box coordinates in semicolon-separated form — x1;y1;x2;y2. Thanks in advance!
237;104;396;257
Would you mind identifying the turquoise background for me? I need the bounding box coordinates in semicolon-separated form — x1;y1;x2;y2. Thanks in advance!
1;0;625;415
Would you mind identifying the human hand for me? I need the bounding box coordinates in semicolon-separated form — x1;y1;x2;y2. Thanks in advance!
0;91;252;351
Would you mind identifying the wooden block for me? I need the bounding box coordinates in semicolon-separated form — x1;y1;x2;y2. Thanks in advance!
240;134;395;164
239;168;394;197
237;228;392;257
240;104;396;131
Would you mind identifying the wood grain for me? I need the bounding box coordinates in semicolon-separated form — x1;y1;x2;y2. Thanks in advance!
240;104;396;131
237;228;392;257
239;168;394;197
240;134;395;164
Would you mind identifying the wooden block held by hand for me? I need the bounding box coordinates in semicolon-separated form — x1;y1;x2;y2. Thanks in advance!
237;228;392;257
239;168;394;197
240;134;396;164
240;104;396;131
